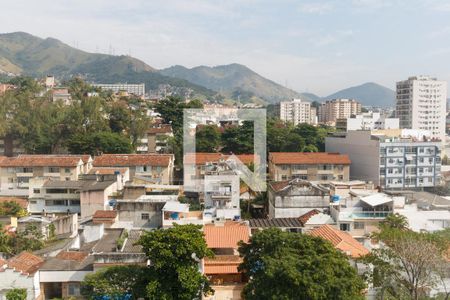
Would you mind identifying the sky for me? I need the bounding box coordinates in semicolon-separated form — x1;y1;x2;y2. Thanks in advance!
1;0;450;95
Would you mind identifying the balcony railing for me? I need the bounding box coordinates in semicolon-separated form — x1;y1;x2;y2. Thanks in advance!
351;211;391;219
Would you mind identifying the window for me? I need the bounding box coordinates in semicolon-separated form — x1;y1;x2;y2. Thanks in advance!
338;175;344;180
48;167;60;173
354;222;365;230
340;223;350;231
141;213;150;220
65;168;71;173
30;200;37;204
281;175;287;180
33;189;40;194
68;283;81;296
281;165;288;170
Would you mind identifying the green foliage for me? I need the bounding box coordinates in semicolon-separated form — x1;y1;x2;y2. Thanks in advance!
195;125;221;152
0;201;23;216
154;96;203;134
238;228;366;300
362;220;450;300
48;223;56;240
0;223;45;255
67;132;133;155
5;288;27;300
81;265;152;299
221;121;254;154
0;77;150;155
137;224;213;300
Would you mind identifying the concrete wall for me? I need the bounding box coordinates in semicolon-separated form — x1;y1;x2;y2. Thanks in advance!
326;131;380;185
0;269;40;300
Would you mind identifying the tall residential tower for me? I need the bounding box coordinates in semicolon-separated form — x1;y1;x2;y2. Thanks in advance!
396;76;447;140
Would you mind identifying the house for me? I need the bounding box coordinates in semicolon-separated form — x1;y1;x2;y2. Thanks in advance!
330;191;399;241
92;210;118;227
17;214;78;239
203;221;250;300
268;152;351;182
117;194;178;228
137;124;173;154
161;200;204;228
395;203;450;232
268;179;331;219
51;88;71;104
93;154;174;184
38;224;146;299
88;167;130;186
203;173;240;222
309;225;369;258
0;252;44;300
0;155;92;193
28;173;122;218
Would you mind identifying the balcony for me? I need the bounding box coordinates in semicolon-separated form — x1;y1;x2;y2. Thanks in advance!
351;211;391;219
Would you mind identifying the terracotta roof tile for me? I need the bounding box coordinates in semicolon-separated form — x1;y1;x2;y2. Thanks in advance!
204;256;242;274
204;221;250;249
7;252;44;275
269;180;291;192
299;209;321;226
269;152;351;165
0;155;86;167
93;154;173;167
309;225;369;258
147;124;173;134
93;210;118;219
249;218;303;228
56;251;89;262
184;153;256;165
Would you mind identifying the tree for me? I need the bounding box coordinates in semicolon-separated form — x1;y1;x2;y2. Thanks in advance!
5;288;27;300
67;132;133;155
379;213;408;230
154;96;203;134
238;228;366;300
195;125;221;152
81;265;151;299
363;221;450;300
137;224;213;300
221;121;254;154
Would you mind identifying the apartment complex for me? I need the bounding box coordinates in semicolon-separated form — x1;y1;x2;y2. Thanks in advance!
325;130;442;189
279;99;312;125
137;124;173;153
396;76;447;140
92;83;146;96
93;154;174;184
336;112;399;131
268;152;351;182
318;99;361;124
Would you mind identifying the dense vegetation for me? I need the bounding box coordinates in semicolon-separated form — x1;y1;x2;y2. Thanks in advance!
81;224;213;300
0;77;150;155
238;228;366;300
362;214;450;300
0;223;45;255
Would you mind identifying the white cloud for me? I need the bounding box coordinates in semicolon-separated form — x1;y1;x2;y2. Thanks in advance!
298;2;334;14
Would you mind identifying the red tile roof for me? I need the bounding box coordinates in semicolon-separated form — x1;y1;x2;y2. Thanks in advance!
147;125;173;134
0;155;86;167
309;225;369;258
93;210;118;219
89;167;128;175
7;252;44;275
0;197;28;210
204;255;242;274
184;153;256;165
56;251;89;262
93;154;173;167
269;180;291;192
298;209;321;226
204;221;250;249
269;152;351;165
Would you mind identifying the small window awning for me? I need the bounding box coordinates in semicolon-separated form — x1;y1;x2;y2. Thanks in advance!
162;201;189;213
360;193;393;207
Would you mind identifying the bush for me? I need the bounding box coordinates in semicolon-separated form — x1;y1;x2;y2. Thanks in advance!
6;288;27;300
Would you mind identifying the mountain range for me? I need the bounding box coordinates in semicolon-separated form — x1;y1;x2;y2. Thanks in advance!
0;32;395;106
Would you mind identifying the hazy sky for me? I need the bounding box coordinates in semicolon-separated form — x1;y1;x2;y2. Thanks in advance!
1;0;450;95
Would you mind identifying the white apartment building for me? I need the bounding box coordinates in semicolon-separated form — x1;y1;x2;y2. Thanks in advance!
336;112;399;131
325;130;442;189
318;99;361;124
92;83;146;96
279;99;312;125
396;76;447;141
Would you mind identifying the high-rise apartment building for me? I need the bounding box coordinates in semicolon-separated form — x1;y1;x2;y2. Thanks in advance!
279;99;311;125
318;99;361;124
92;83;146;96
396;76;447;140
